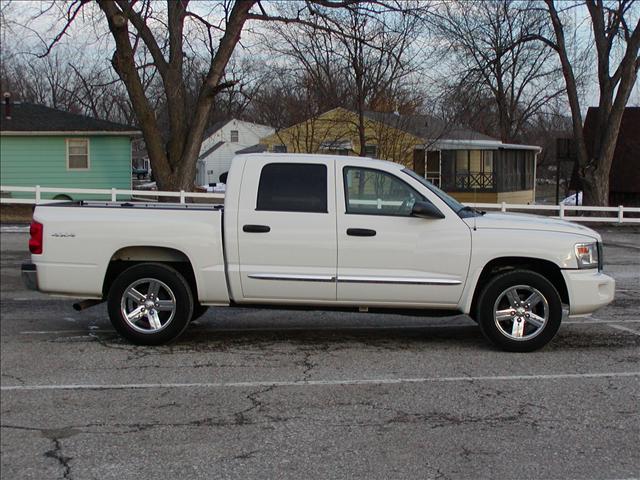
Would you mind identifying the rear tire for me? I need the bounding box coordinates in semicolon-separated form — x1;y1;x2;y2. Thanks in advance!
107;263;193;345
476;270;562;352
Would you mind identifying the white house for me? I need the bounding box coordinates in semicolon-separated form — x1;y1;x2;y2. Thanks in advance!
196;119;274;185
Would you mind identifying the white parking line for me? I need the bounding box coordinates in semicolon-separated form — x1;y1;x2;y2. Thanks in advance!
2;371;639;392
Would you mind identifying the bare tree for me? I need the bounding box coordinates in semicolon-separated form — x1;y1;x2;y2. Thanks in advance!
210;56;269;123
525;0;640;206
246;66;336;132
268;2;424;155
1;53;70;108
21;0;422;192
0;47;136;124
431;0;565;143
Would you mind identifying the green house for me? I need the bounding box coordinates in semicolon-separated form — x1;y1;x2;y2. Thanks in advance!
1;101;140;200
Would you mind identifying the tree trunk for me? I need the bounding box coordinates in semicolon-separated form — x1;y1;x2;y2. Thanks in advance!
358;108;366;156
581;166;609;206
99;0;255;197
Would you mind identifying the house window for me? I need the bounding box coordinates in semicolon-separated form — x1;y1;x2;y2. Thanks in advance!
257;163;327;213
273;144;287;153
364;145;377;158
320;140;352;156
455;150;469;173
426;151;441;187
230;130;239;143
67;138;89;170
453;150;494;190
483;151;494;173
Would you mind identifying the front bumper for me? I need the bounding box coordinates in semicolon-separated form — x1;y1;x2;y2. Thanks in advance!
21;263;38;291
562;269;615;316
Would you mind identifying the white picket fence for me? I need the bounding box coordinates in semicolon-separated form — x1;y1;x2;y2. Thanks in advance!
0;185;224;204
1;185;639;223
466;201;640;223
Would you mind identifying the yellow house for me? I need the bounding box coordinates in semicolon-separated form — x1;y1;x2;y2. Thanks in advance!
260;107;421;168
260;108;541;204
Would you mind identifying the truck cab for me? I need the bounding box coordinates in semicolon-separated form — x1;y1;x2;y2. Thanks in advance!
225;155;471;308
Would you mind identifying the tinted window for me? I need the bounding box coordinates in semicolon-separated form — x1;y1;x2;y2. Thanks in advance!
257;163;327;213
344;167;423;216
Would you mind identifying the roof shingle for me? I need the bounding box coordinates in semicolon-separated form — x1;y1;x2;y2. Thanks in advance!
0;102;139;133
362;110;497;142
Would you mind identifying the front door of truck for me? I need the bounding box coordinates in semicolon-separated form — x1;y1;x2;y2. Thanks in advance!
335;160;471;307
237;158;337;302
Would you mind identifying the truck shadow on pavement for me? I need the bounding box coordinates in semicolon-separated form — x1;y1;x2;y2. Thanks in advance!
72;320;640;355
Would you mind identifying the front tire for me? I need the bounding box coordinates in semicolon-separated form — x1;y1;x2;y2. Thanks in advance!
107;263;194;345
476;270;562;352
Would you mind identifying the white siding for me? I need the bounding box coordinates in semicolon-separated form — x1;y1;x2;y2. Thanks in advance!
199;119;274;185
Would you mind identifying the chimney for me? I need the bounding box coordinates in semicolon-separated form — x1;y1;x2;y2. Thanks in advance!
4;92;11;120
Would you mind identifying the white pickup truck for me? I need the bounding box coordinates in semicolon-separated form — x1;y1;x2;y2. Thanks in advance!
22;153;615;351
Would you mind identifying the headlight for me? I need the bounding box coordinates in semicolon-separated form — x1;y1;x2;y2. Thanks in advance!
575;242;598;269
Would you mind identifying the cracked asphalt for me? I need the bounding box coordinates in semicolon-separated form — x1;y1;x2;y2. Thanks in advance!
1;226;639;480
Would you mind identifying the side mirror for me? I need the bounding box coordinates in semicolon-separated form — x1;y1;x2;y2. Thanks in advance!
411;200;445;219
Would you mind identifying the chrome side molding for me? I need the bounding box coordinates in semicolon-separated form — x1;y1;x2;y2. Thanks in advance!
248;274;336;282
247;273;461;286
337;276;461;285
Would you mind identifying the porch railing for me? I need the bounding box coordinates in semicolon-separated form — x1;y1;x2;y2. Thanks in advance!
455;172;496;191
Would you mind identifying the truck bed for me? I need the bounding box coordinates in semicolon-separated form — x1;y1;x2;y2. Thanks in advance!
31;202;229;303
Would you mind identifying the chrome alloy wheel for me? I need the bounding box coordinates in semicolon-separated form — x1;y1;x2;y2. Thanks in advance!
493;284;549;341
120;278;176;334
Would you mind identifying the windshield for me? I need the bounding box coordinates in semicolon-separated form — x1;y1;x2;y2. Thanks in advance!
402;168;464;211
402;168;483;218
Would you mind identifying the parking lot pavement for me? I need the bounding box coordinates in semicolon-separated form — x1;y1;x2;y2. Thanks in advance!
1;227;639;479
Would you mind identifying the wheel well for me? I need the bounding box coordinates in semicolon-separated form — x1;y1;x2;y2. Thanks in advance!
470;257;569;317
53;194;72;201
102;247;198;299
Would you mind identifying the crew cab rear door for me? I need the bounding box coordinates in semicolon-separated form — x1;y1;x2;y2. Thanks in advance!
236;157;337;302
335;159;471;307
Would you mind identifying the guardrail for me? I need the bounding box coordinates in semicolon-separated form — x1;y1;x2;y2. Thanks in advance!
1;185;639;223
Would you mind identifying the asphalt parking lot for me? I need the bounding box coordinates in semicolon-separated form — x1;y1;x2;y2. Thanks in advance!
1;226;639;480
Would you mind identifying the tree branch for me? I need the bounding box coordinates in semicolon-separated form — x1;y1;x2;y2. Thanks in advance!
37;0;89;58
114;0;169;79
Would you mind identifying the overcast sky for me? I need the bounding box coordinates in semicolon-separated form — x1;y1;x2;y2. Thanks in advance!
1;0;638;109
